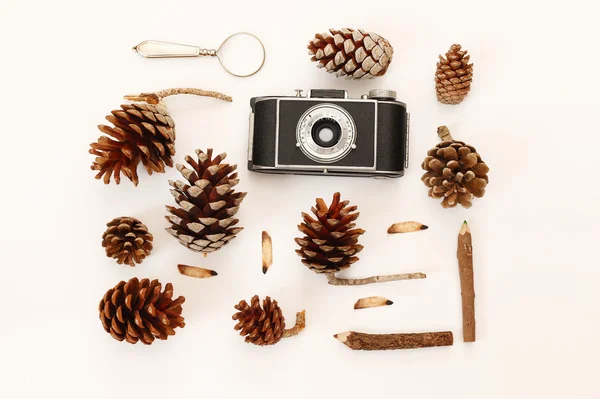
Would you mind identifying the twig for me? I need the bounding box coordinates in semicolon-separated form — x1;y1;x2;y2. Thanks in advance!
124;88;232;104
177;264;217;279
334;331;453;350
261;231;273;274
326;272;426;286
437;125;454;141
387;221;428;234
457;221;475;342
354;296;393;310
282;310;306;338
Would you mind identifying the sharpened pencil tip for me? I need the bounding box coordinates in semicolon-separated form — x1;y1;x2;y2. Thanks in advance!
386;300;394;305
420;225;429;230
210;270;218;276
262;266;268;274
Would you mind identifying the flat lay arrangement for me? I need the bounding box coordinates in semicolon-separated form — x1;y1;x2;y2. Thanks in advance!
90;28;484;349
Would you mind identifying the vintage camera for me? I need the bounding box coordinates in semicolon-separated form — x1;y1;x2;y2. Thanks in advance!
248;89;409;178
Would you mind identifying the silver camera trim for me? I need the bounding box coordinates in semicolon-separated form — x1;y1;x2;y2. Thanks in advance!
295;104;357;164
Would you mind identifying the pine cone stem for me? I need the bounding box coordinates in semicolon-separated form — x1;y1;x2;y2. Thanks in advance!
326;272;426;286
282;310;306;338
124;88;232;104
437;125;453;141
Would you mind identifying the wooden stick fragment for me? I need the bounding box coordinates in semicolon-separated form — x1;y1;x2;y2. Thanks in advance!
334;331;453;350
387;221;428;234
124;88;232;104
177;264;218;279
261;231;273;274
282;310;306;338
457;221;476;342
354;296;393;310
326;272;426;286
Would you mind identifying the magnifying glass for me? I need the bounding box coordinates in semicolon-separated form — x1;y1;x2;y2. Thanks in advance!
133;32;266;78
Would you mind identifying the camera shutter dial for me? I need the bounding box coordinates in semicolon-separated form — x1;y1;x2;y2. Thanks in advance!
367;89;397;101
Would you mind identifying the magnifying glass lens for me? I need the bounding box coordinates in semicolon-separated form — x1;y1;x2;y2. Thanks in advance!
218;33;265;77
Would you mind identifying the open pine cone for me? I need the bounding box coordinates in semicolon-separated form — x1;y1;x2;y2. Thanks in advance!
90;94;175;186
421;126;489;208
308;28;393;79
435;44;473;105
233;295;285;346
165;149;246;254
99;277;185;345
102;216;153;266
295;192;365;273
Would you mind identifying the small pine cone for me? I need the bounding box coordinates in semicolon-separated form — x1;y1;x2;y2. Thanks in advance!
99;277;185;345
90;95;175;186
165;149;246;254
435;44;473;105
233;295;285;346
295;192;365;273
102;217;153;266
308;28;393;79
421;126;489;208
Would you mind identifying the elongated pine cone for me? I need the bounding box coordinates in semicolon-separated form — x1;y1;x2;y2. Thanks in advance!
102;217;153;266
435;44;473;104
99;277;185;345
165;149;246;254
233;295;285;346
295;192;365;273
308;28;393;79
421;126;489;208
90;94;175;186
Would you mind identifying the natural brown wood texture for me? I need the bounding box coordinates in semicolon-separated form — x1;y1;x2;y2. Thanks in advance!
261;231;273;274
327;272;425;286
177;264;217;279
387;221;428;234
353;296;393;310
334;331;453;350
457;221;475;342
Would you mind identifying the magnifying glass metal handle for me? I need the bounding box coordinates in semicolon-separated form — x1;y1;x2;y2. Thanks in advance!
133;40;216;58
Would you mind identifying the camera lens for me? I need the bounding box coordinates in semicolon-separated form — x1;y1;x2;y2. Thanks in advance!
311;118;342;148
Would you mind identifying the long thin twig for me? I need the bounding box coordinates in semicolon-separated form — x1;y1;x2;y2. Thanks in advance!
458;221;475;342
326;272;426;286
282;310;306;338
334;331;453;350
124;88;232;104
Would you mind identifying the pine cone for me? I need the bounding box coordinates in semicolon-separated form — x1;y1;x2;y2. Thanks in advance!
421;126;489;208
99;277;185;345
435;44;473;105
165;149;246;254
102;217;153;266
308;28;393;79
232;295;285;346
295;192;365;273
90;95;175;186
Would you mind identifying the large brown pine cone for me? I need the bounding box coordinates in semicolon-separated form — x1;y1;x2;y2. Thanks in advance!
165;149;246;254
435;44;473;105
421;127;489;208
233;295;285;346
308;28;393;79
102;217;153;266
295;192;365;273
99;277;185;345
90;95;175;186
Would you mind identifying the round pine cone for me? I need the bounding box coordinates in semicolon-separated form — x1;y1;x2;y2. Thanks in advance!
165;149;246;254
99;277;185;345
233;295;285;346
421;126;489;208
295;192;365;273
90;95;175;186
102;217;153;266
435;44;473;105
308;28;393;79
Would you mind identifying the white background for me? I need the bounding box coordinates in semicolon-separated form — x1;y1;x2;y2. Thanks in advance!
1;0;599;398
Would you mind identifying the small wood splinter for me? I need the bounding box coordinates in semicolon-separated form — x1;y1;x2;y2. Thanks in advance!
387;221;428;234
177;264;218;279
262;231;273;274
354;296;393;310
334;331;453;350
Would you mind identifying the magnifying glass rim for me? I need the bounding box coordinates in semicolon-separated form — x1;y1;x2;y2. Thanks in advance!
216;32;266;78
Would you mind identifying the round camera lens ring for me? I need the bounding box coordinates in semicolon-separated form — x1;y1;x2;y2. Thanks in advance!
311;118;342;148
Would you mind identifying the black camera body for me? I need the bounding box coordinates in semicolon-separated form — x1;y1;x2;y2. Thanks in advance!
248;89;409;178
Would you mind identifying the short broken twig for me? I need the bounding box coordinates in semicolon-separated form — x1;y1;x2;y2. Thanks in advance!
334;331;453;350
177;264;218;279
282;310;306;338
387;221;428;234
354;296;393;310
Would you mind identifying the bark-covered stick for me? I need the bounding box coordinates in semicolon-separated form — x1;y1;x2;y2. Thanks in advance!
327;272;425;286
334;331;453;350
262;231;273;274
282;310;306;338
177;264;218;279
354;296;393;310
458;221;475;342
124;88;232;104
387;221;429;234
